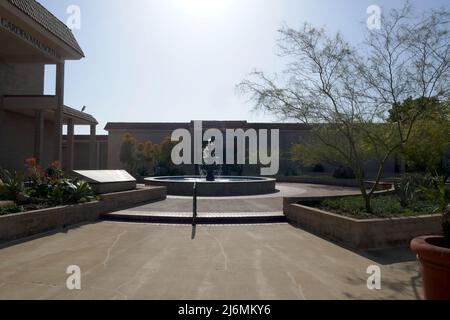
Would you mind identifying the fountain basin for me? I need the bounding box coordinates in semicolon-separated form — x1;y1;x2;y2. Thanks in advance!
144;176;276;197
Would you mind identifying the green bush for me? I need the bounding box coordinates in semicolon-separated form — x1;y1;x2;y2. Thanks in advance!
312;164;325;173
0;160;97;214
320;194;432;218
0;169;24;201
46;179;96;206
332;166;356;179
0;204;24;216
394;174;432;207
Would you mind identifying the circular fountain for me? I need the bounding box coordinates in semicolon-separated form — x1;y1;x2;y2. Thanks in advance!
145;176;276;197
145;139;276;196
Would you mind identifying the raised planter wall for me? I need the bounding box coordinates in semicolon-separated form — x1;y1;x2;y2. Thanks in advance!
276;176;393;190
283;197;442;250
0;186;166;245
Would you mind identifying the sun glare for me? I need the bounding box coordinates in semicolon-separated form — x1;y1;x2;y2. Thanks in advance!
173;0;231;18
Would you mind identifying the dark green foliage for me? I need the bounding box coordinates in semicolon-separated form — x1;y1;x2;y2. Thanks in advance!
394;174;433;207
0;169;24;201
418;176;450;241
0;161;96;216
332;166;356;179
312;164;325;173
0;204;24;216
320;195;434;219
45;179;96;206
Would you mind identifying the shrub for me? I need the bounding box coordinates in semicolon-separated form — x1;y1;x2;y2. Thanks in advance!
1;160;96;211
312;164;325;173
0;204;24;216
46;179;96;206
321;195;417;218
0;169;25;201
394;174;426;207
332;166;356;179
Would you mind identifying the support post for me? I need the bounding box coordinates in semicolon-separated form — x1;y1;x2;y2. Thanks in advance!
193;182;198;226
67;118;74;171
0;95;4;138
34;110;45;164
54;63;65;162
90;124;97;169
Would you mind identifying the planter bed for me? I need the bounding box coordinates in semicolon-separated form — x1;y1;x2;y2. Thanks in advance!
0;186;166;245
283;195;442;250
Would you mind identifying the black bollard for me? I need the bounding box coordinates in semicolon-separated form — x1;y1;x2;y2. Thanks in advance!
193;182;198;226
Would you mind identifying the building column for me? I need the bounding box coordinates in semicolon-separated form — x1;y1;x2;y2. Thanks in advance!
54;62;65;163
67;118;74;171
90;124;97;169
34;110;45;164
0;95;4;137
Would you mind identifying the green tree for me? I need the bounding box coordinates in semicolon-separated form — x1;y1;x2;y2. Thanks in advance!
240;4;450;213
392;98;450;174
119;133;137;173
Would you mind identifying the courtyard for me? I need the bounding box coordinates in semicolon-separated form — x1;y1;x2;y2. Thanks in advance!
0;223;422;300
0;183;423;300
0;0;448;303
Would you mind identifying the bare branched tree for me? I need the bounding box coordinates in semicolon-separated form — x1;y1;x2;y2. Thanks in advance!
239;3;450;213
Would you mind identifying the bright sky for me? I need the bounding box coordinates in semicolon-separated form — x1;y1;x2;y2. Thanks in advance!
39;0;449;134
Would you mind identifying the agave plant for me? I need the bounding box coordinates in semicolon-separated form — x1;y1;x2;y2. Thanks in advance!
69;180;96;204
394;174;428;207
46;179;96;205
0;169;25;202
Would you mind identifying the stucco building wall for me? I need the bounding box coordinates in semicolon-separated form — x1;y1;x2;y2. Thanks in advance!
0;63;45;96
0;63;48;171
105;122;395;177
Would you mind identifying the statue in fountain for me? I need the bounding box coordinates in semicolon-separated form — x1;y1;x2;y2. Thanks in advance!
203;139;216;182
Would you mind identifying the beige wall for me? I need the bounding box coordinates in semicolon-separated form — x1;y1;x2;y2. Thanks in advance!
0;110;56;171
0;63;49;171
0;63;45;96
106;125;397;176
63;139;108;171
106;127;317;175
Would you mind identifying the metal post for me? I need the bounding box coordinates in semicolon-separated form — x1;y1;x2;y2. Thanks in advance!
193;182;197;226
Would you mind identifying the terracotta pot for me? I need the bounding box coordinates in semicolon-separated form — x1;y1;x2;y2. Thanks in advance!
411;236;450;300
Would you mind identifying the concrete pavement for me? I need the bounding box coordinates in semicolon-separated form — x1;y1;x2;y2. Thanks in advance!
0;222;422;300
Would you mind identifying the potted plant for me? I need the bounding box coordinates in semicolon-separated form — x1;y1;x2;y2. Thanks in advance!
411;176;450;300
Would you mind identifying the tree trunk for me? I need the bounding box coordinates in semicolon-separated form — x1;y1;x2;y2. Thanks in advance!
363;193;372;214
353;165;373;214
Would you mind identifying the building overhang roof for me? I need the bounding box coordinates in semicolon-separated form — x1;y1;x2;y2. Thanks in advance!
63;105;98;125
0;0;84;62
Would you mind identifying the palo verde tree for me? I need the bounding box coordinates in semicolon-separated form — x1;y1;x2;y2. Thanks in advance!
239;3;449;213
390;97;450;175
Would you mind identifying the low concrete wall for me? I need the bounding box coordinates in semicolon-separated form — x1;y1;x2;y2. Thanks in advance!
146;176;276;196
284;199;442;250
0;186;166;245
90;181;137;194
276;176;393;190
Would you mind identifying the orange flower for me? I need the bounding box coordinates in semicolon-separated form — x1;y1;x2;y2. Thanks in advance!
51;160;61;169
25;157;37;168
